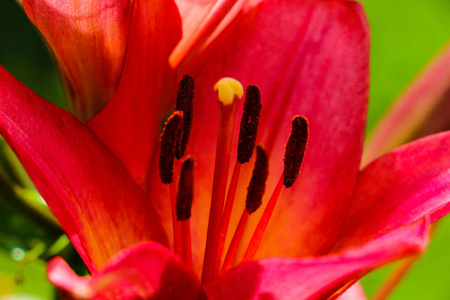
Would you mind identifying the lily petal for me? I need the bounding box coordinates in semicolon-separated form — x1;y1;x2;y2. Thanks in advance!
0;67;167;270
171;0;221;68
87;0;182;188
363;42;450;166
23;0;133;121
183;0;369;262
335;131;450;250
170;0;262;71
204;218;428;300
48;242;205;300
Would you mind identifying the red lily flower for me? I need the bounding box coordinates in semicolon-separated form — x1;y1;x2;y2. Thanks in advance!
2;0;450;299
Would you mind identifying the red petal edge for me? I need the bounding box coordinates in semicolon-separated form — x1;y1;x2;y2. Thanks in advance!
336;130;450;249
204;218;429;300
0;66;167;270
87;0;182;189
23;0;133;121
48;242;206;300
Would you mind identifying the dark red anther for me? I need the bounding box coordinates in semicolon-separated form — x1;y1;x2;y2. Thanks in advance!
237;85;262;164
283;116;309;188
159;111;184;185
175;74;194;159
246;146;269;214
176;157;195;221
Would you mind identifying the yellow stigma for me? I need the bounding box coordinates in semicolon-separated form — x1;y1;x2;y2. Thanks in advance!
214;77;244;105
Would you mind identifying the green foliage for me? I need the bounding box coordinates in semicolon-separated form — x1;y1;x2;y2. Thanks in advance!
362;0;450;132
0;0;65;107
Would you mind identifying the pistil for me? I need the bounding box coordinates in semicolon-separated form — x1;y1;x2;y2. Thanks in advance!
202;78;243;283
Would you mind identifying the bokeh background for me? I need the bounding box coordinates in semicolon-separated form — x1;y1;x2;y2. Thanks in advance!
0;0;449;298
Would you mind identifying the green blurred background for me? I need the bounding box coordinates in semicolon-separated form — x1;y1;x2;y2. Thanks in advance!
0;0;449;298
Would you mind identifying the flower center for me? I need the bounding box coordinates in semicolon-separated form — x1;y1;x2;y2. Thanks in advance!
158;76;309;283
